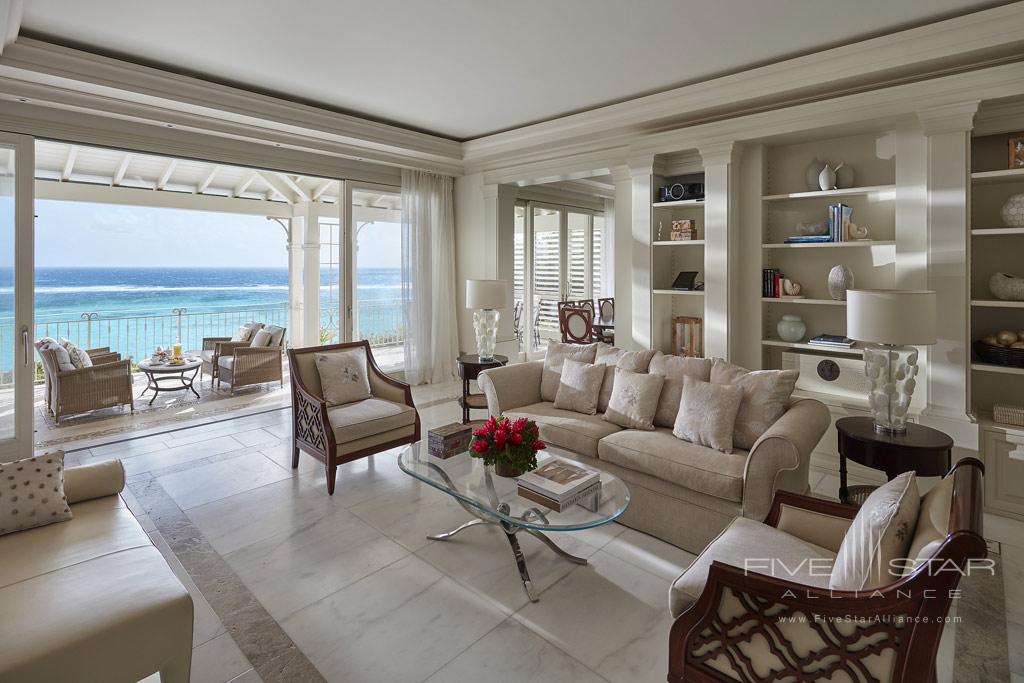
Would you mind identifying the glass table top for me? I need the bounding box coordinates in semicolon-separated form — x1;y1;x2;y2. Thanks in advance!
397;442;630;532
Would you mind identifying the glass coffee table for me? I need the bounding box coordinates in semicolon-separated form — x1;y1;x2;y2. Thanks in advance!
397;442;629;602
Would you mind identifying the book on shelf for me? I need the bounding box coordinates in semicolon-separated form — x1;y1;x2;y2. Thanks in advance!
762;269;786;297
783;235;833;244
427;422;473;459
517;480;601;513
517;457;600;501
808;334;855;348
828;203;852;242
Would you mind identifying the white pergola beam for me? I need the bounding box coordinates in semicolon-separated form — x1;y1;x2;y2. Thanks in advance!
278;173;311;202
255;171;298;204
156;158;178;190
312;178;335;201
198;165;220;193
60;145;78;181
112;153;133;186
233;171;258;197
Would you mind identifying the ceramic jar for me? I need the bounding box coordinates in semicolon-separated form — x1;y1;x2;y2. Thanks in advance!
1001;193;1024;227
777;314;807;342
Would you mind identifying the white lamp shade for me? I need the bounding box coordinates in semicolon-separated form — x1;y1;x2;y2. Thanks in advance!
847;289;936;345
465;279;508;309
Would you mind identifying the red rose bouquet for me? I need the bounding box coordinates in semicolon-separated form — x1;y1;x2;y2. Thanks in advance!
469;415;545;477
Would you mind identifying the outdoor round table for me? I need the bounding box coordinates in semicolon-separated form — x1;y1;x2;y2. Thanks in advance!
137;357;202;405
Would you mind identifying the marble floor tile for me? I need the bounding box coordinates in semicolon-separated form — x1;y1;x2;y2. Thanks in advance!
122;435;245;476
226;669;263;683
1003;544;1024;677
985;513;1024;550
281;554;506;683
158;450;293;510
190;632;253;683
225;505;409;621
90;436;171;459
424;617;604;683
601;527;696;582
149;530;227;647
231;427;282;448
514;549;674;683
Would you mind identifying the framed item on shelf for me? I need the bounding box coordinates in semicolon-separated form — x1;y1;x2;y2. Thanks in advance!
670;219;696;240
1010;136;1024;169
672;316;703;357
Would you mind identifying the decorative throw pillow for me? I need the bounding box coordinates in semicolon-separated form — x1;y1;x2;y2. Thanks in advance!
230;322;263;342
315;349;372;406
672;376;744;453
831;472;920;591
0;451;73;537
595;347;657;413
262;324;287;347
603;368;664;431
710;359;798;450
540;341;598;402
649;352;714;428
249;329;273;347
36;337;75;372
60;338;93;369
552;359;606;415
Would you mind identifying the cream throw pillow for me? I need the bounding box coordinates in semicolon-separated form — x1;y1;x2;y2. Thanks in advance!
595;346;657;413
649;353;713;428
0;451;72;537
38;337;75;372
540;341;598;402
602;368;664;431
249;329;273;347
553;359;606;415
672;376;744;453
710;359;798;450
315;349;372;406
830;472;920;591
230;322;263;342
61;338;93;369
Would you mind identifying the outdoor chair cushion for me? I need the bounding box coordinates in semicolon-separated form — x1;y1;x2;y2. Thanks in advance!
327;398;416;444
200;349;216;364
249;329;273;347
218;356;234;370
230;322;263;342
504;401;622;458
263;325;286;347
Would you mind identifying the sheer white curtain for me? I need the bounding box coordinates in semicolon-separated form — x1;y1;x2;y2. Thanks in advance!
401;169;459;385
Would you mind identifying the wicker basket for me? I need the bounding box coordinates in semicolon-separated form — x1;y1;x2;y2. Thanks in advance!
994;404;1024;428
973;340;1024;368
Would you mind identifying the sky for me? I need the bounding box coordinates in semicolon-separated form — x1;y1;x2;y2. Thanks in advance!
34;199;402;269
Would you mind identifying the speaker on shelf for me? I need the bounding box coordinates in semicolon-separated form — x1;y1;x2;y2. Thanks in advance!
658;183;705;203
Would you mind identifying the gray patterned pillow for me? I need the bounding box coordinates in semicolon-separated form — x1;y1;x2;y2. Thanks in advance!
602;368;664;431
672;376;744;453
61;338;93;369
0;451;73;537
649;352;713;428
595;346;657;413
553;359;606;415
831;472;920;590
710;359;798;451
315;349;372;406
541;341;598;402
230;322;263;342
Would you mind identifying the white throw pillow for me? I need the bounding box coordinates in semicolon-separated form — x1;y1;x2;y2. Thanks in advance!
602;367;664;431
594;346;657;413
672;376;745;453
830;472;920;591
0;451;73;536
553;359;606;415
249;329;273;347
540;341;598;402
37;337;75;372
262;324;287;347
649;353;714;428
710;359;798;450
230;322;263;342
60;338;93;369
315;349;372;406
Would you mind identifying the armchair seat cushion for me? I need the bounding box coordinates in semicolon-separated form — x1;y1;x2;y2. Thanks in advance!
201;349;216;363
669;517;836;618
218;356;234;370
327;398;416;445
598;428;747;502
504;401;622;458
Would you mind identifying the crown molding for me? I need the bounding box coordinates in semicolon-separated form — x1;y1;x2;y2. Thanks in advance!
462;4;1024;168
917;101;980;135
973;95;1024;136
0;38;463;175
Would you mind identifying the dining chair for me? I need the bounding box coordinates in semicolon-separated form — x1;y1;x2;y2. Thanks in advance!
559;306;594;344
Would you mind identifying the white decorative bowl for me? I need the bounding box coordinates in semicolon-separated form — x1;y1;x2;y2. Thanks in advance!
1002;193;1024;227
990;272;1024;301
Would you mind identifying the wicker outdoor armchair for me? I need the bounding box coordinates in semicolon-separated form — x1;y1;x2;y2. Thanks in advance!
37;346;133;424
208;325;287;395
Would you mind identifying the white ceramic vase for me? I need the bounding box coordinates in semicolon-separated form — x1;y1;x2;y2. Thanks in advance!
776;314;806;342
818;162;844;191
827;265;854;301
1001;193;1024;227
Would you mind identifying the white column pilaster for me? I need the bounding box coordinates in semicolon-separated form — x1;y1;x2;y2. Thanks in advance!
610;165;635;348
627;159;655;350
699;141;742;360
286;217;303;347
482;183;518;354
296;201;321;347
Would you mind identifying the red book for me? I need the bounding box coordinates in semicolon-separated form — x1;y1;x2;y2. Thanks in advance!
773;271;781;298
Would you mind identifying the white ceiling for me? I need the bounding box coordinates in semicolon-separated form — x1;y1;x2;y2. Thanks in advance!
19;0;1005;141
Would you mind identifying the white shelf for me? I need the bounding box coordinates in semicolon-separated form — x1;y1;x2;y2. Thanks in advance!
762;240;895;249
971;168;1024;185
761;184;896;202
652;289;704;296
972;227;1024;236
761;339;861;356
972;362;1024;376
971;300;1024;309
761;298;846;306
975;411;1024;437
653;240;704;247
652;198;705;208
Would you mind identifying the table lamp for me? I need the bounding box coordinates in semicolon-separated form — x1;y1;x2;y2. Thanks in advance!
466;279;508;361
847;289;936;434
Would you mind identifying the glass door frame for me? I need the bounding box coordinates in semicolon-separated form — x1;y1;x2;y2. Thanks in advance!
0;132;35;462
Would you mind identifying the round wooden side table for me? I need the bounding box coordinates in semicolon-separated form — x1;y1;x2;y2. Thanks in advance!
836;416;953;505
457;354;508;424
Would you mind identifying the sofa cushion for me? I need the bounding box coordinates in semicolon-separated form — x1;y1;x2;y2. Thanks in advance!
0;451;72;537
598;428;746;502
595;346;657;413
669;516;835;617
553;359;606;416
540;341;598;402
649;353;713;428
672;376;744;454
603;368;664;431
327;398;416;445
316;348;373;406
710;359;798;451
505;401;622;458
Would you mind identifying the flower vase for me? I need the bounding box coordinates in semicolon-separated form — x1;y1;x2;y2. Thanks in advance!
495;460;525;478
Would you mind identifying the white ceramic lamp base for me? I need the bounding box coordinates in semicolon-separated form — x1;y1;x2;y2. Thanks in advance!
473;308;500;361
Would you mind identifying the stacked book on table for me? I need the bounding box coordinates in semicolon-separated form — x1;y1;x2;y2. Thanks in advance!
427;423;473;459
517;457;601;513
808;334;855;349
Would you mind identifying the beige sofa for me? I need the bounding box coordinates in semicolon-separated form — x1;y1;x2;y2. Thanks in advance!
478;358;829;552
0;460;194;683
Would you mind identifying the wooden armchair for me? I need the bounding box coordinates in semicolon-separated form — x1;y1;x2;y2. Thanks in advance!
559;306;594;343
288;340;420;494
668;458;986;683
37;346;133;424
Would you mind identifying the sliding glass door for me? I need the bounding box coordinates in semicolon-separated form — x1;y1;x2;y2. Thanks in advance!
0;133;35;463
531;205;563;350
